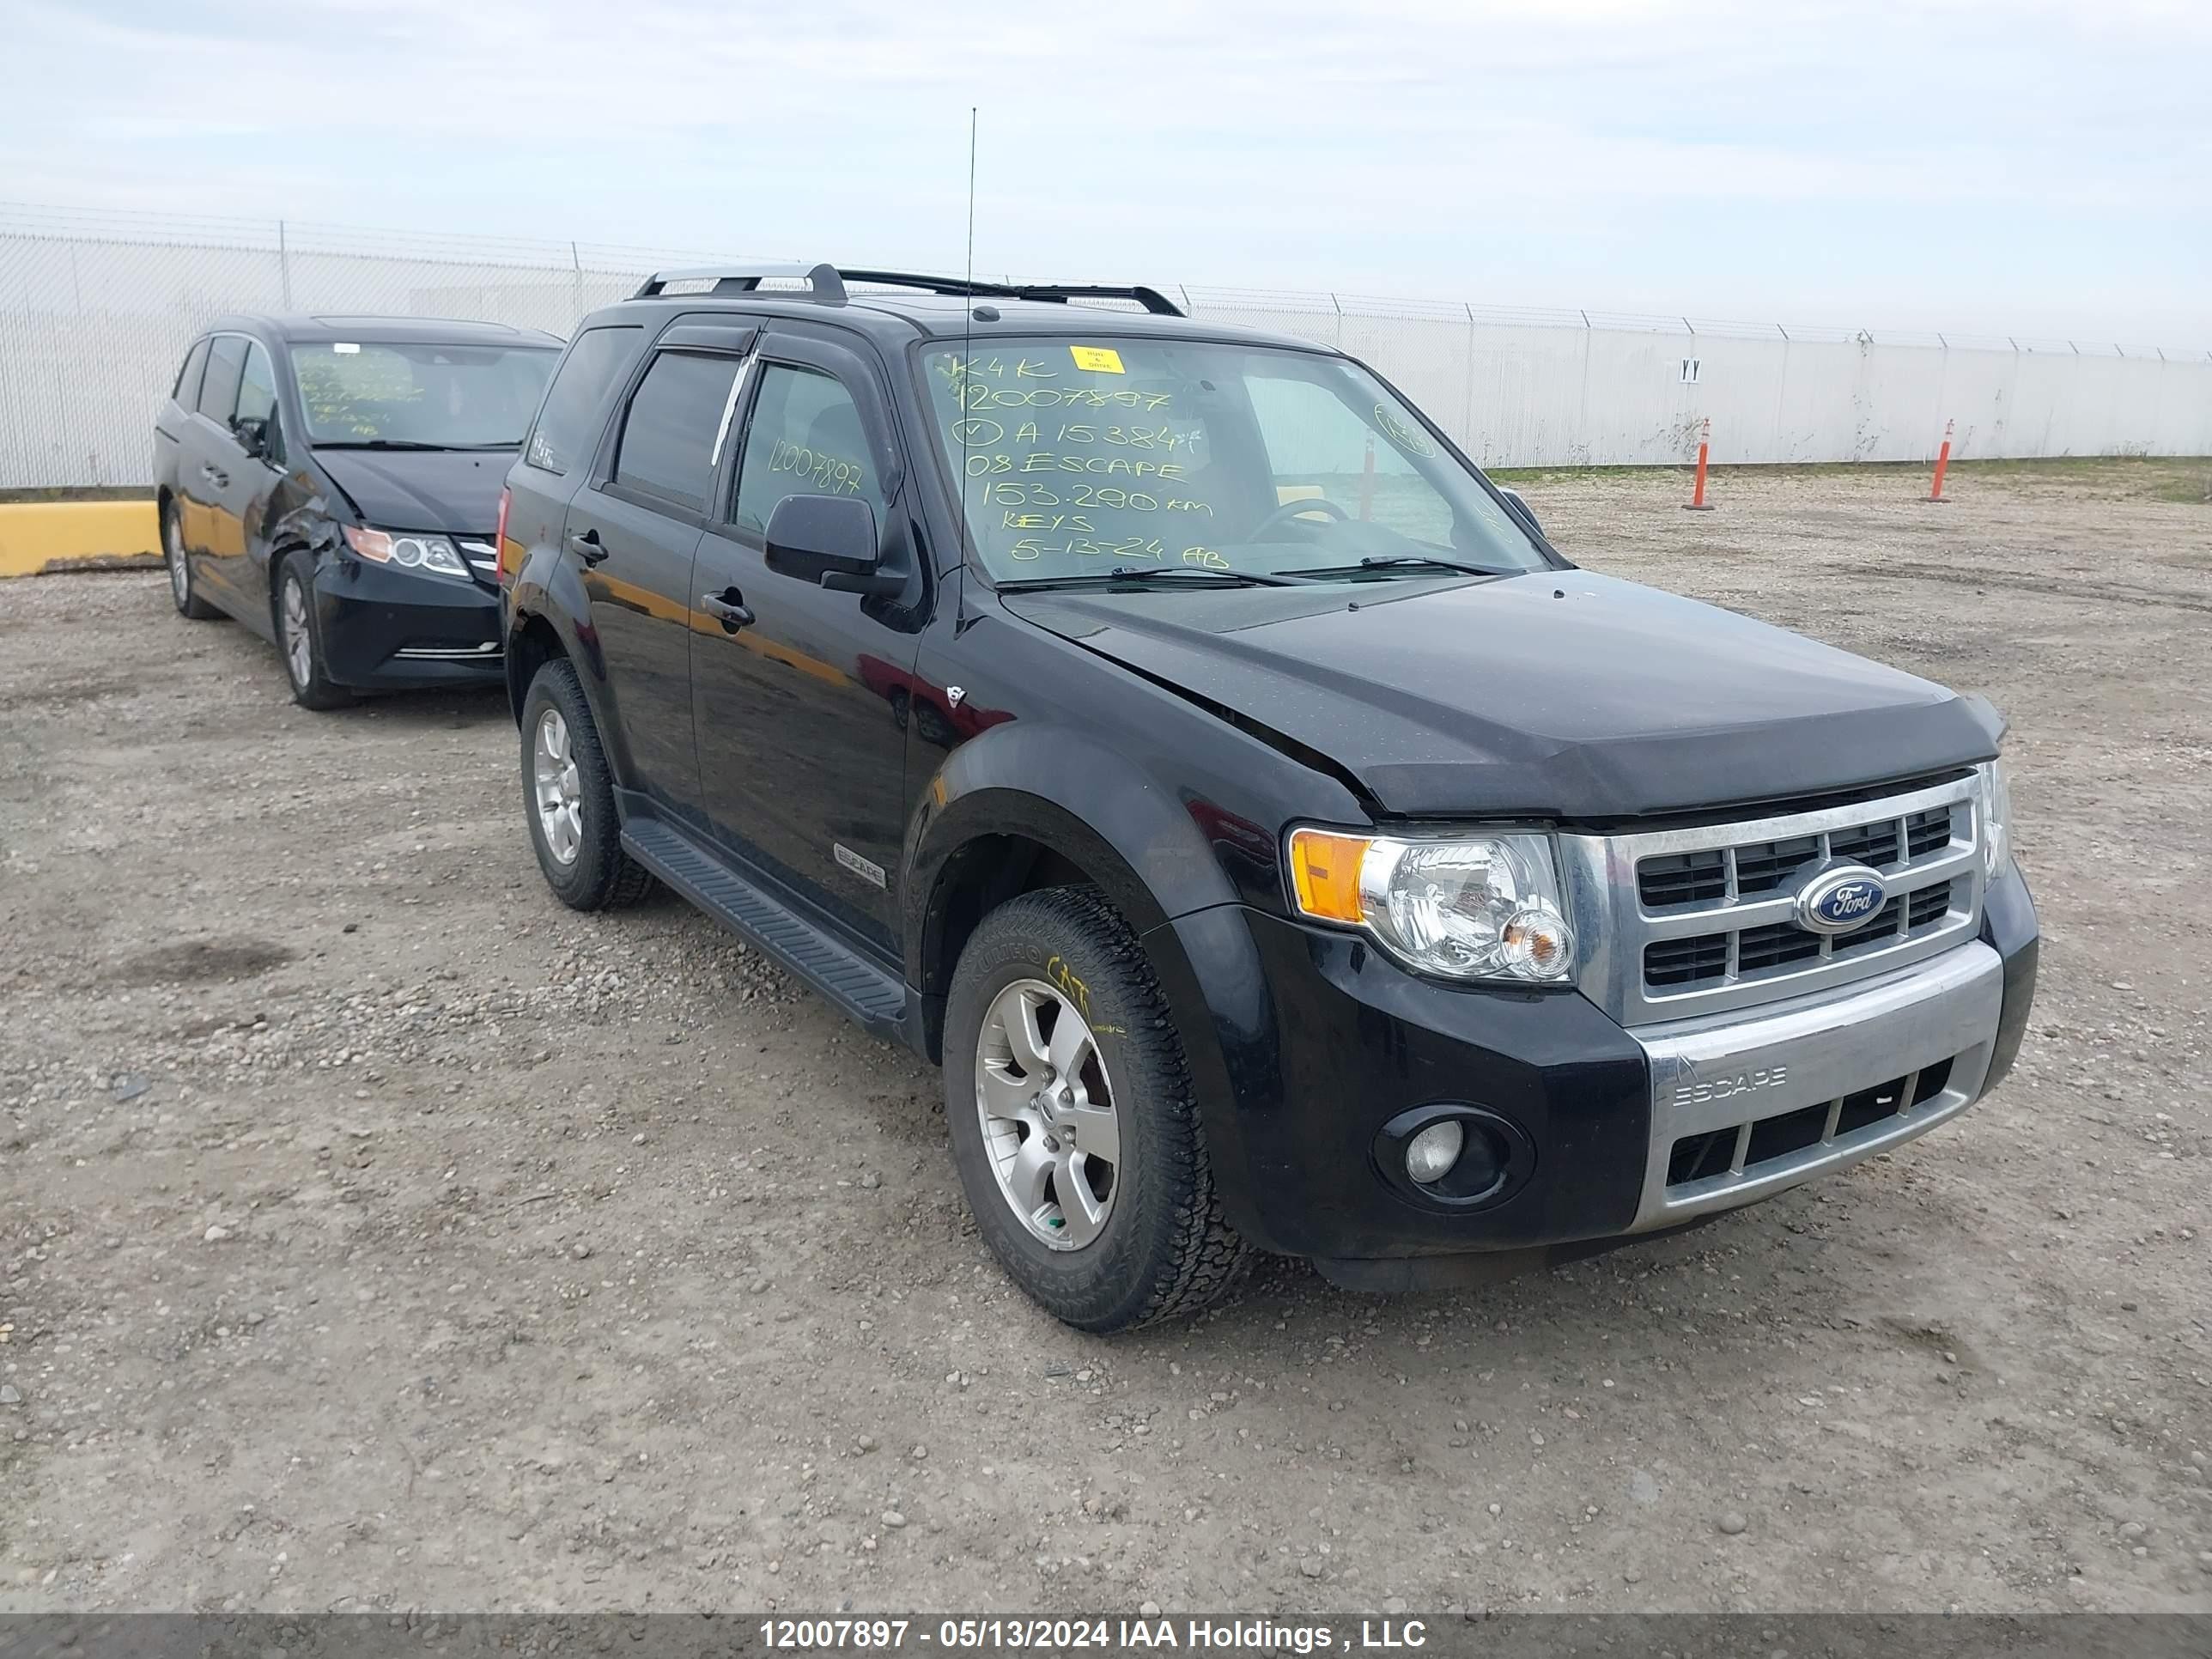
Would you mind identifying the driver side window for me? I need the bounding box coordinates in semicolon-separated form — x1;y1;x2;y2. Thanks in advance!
235;342;283;463
732;365;889;538
1245;374;1455;546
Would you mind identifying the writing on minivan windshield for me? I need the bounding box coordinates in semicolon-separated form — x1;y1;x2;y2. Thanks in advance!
290;342;559;449
922;339;1547;584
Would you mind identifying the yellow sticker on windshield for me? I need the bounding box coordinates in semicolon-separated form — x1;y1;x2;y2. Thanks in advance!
1070;345;1126;374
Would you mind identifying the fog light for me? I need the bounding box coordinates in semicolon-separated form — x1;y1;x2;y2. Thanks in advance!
1405;1120;1465;1185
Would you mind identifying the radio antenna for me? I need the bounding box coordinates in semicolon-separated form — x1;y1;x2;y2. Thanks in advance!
958;106;978;564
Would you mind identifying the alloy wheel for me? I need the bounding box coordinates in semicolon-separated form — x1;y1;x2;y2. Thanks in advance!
532;708;583;866
281;576;313;689
165;514;189;607
974;979;1121;1249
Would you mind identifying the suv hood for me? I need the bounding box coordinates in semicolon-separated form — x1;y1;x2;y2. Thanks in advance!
1001;570;2000;819
313;447;511;537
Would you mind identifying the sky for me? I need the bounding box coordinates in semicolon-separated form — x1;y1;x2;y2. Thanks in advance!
4;0;2208;347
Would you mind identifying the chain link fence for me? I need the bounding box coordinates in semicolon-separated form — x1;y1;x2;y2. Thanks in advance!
5;203;2209;489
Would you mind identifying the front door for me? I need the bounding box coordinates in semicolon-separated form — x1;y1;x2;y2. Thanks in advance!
690;333;923;952
209;338;290;608
562;343;750;821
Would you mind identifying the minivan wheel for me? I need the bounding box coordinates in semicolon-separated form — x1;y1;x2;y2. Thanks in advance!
944;885;1250;1332
519;658;655;910
164;503;218;619
275;550;353;710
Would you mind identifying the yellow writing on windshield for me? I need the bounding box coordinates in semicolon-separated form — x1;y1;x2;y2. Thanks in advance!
936;348;1254;574
960;384;1174;412
966;452;1188;480
1009;535;1168;562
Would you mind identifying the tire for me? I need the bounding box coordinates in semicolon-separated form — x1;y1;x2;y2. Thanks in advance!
275;550;354;710
163;501;219;620
520;658;655;911
944;885;1250;1332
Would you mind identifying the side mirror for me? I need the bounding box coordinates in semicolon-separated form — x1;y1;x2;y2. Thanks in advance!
764;494;898;597
1498;486;1541;537
232;415;273;463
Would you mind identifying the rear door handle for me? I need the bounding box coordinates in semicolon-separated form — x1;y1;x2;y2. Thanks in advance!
701;590;755;632
568;529;609;565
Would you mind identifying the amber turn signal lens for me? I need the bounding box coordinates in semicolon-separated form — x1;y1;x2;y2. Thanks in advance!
1288;828;1373;925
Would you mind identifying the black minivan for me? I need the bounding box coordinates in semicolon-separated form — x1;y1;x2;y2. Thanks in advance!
155;314;562;708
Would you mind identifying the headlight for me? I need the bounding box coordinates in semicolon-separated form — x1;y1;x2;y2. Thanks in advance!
343;526;471;580
1287;827;1576;983
1976;759;2014;879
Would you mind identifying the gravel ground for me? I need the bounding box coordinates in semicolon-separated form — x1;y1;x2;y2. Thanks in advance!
1;459;2208;1616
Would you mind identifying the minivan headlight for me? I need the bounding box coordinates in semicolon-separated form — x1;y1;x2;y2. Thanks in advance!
1287;827;1575;983
1977;759;2014;879
343;526;471;580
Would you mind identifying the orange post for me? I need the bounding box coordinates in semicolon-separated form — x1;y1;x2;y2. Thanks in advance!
1926;418;1954;503
1683;418;1715;510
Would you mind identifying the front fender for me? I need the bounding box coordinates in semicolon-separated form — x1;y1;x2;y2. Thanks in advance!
905;722;1274;1237
905;720;1246;961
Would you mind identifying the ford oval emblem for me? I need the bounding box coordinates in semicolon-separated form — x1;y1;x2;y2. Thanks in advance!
1795;864;1888;935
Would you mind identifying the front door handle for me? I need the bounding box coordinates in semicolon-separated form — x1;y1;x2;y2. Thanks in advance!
568;529;609;565
701;590;755;633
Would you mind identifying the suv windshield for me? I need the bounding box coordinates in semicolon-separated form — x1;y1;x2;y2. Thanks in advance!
290;341;560;449
920;336;1551;584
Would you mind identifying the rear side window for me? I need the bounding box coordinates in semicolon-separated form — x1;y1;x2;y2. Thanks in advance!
198;336;247;422
173;339;210;405
611;350;743;514
526;325;641;475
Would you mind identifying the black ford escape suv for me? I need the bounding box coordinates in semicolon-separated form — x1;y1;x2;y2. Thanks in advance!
155;314;561;707
499;264;2038;1332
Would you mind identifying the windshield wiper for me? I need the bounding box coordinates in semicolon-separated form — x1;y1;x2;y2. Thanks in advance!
313;439;515;452
1281;555;1518;580
994;565;1302;592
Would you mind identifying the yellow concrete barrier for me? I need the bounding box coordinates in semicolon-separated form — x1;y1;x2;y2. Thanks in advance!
0;501;161;578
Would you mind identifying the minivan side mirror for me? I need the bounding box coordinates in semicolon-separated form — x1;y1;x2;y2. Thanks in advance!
764;494;898;597
1497;486;1541;537
231;415;274;464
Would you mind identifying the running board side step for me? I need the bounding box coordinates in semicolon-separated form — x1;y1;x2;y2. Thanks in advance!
620;818;910;1041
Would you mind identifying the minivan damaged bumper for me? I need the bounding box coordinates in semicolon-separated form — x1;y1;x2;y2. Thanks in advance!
1164;863;2038;1290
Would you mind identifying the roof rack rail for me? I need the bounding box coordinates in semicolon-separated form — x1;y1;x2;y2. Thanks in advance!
840;270;1183;317
629;264;1186;319
1006;283;1183;317
631;263;849;304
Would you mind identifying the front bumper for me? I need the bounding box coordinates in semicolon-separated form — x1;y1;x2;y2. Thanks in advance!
1627;939;2000;1232
310;554;504;690
1163;862;2038;1284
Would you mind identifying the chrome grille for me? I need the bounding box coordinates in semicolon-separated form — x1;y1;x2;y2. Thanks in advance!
1560;774;1985;1025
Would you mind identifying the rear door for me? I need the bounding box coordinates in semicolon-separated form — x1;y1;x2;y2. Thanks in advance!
180;333;249;604
155;337;210;566
559;335;752;821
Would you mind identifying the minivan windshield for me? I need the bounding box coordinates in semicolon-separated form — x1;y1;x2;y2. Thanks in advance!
919;337;1551;584
289;341;560;449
